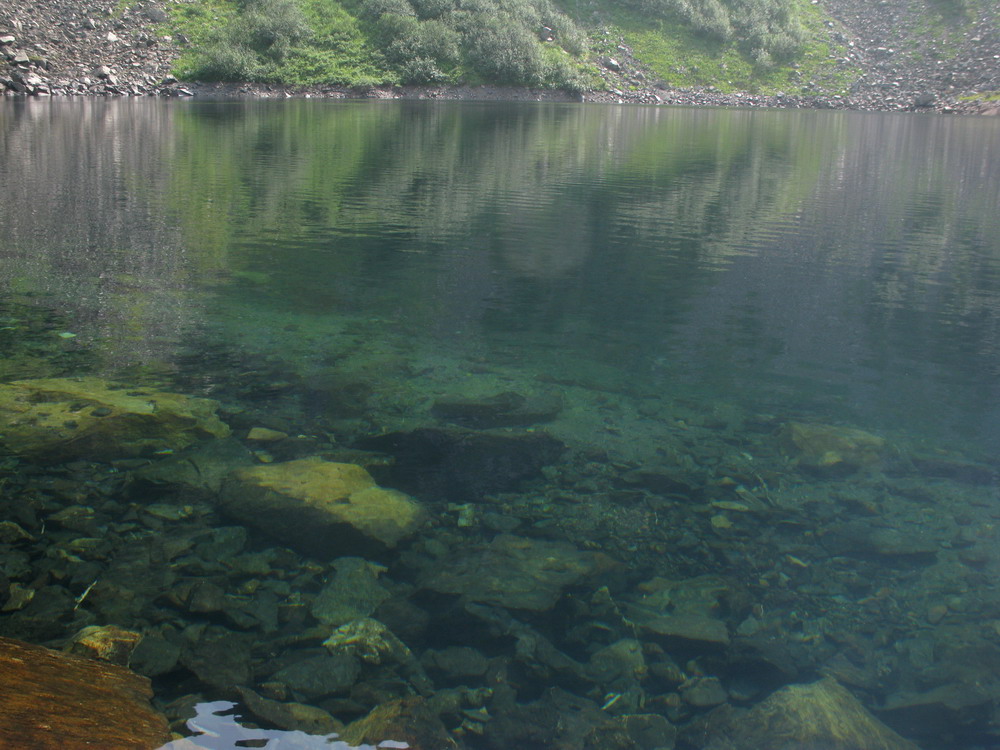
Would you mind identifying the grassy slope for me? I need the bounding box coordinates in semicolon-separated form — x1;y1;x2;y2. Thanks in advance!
580;0;859;94
163;0;979;95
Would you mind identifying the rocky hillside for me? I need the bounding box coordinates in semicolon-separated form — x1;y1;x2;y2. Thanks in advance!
1;0;998;111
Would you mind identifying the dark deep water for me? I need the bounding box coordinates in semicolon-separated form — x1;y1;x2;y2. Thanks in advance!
2;98;1000;749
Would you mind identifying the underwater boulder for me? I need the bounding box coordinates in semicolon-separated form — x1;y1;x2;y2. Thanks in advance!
341;696;458;750
0;377;230;461
779;421;886;473
0;635;171;749
697;676;920;750
219;457;426;558
356;427;564;503
421;534;617;611
430;389;563;428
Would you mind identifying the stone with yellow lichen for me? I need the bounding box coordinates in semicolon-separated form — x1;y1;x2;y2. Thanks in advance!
219;457;426;558
0;377;230;460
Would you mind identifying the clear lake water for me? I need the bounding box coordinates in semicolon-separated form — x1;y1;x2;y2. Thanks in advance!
1;97;1000;749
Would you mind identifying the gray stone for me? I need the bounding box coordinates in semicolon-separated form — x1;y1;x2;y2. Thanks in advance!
682;676;728;706
422;534;611;611
311;557;391;626
272;654;360;699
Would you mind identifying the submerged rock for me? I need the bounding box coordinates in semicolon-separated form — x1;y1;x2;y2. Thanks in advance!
431;390;562;428
64;625;143;667
131;437;255;496
699;677;920;750
341;696;459;750
311;557;392;626
219;457;426;558
624;575;733;646
422;534;614;611
357;427;564;502
779;422;886;473
0;635;171;748
0;377;230;460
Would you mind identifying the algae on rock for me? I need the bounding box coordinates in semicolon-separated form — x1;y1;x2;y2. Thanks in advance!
0;377;230;460
219;457;426;558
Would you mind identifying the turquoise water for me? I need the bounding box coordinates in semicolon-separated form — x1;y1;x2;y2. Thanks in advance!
2;98;1000;749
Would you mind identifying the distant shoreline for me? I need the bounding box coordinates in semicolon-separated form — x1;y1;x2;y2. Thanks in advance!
129;81;996;116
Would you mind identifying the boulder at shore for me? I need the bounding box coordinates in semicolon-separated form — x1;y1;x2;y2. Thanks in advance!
219;457;426;558
0;635;171;749
0;377;230;460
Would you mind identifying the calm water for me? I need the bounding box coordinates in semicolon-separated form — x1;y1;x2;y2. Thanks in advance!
2;98;1000;749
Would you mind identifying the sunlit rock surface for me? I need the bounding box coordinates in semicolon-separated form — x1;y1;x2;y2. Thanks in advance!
0;635;171;749
699;676;920;750
0;377;230;460
219;457;426;557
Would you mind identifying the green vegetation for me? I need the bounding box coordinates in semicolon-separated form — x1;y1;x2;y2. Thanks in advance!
163;0;853;91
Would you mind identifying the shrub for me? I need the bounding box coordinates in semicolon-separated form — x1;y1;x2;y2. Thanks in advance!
464;13;546;84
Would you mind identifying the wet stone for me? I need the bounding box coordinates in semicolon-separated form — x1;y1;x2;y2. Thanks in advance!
681;676;728;706
421;534;613;611
779;422;886;473
311;556;392;626
236;686;344;735
0;377;230;460
584;713;677;750
131;437;254;496
130;631;181;677
220;457;426;558
357;427;564;503
180;628;254;690
430;389;562;428
699;677;920;750
421;646;490;679
64;625;142;667
0;636;171;749
271;653;361;700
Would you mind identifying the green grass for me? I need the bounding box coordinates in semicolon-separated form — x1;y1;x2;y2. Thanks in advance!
572;0;858;94
163;0;860;93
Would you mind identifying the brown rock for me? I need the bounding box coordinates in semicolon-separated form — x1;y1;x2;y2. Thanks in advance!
65;625;143;667
0;636;171;749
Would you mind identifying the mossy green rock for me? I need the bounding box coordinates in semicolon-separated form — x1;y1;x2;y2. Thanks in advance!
219;457;426;558
0;377;230;460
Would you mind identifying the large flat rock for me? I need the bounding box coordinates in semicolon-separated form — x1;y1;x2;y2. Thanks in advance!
0;636;171;749
0;377;230;460
219;457;426;558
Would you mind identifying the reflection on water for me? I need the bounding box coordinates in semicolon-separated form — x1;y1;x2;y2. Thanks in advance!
1;98;1000;750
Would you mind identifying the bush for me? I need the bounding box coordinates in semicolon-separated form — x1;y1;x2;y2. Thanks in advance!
464;14;546;84
235;0;312;60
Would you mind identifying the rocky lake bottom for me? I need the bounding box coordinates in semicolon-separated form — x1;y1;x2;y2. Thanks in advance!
2;292;1000;750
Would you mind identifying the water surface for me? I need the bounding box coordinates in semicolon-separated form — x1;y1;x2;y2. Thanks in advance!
2;98;1000;749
